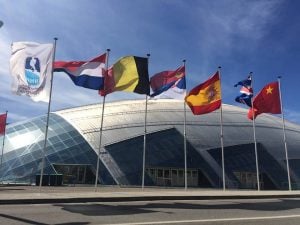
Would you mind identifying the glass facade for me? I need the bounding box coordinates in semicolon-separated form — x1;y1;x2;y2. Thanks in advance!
0;113;114;184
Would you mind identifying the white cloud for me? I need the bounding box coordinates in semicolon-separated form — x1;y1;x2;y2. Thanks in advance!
0;0;293;124
193;0;282;54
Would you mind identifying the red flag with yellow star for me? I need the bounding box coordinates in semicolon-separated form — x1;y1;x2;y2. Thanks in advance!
248;81;281;120
185;71;221;115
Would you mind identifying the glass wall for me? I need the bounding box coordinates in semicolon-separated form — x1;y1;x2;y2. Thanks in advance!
0;114;113;184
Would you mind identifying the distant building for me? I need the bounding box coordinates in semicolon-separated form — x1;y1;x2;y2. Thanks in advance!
1;99;300;189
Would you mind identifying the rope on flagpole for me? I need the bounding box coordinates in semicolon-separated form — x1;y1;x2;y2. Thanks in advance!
94;49;110;192
142;53;150;190
250;72;260;191
218;66;226;191
278;76;292;191
182;59;188;190
39;37;58;192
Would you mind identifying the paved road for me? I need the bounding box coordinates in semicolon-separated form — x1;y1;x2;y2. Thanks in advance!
1;198;300;225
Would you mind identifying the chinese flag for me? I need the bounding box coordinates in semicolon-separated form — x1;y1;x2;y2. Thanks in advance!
0;113;7;135
185;71;221;115
248;81;281;120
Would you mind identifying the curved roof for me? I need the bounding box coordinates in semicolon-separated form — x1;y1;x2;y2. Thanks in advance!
2;99;300;188
53;99;300;187
54;99;300;159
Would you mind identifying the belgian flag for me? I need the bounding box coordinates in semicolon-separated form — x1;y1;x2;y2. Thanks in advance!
100;56;150;96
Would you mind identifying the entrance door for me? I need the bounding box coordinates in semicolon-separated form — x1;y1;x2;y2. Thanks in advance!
53;164;94;184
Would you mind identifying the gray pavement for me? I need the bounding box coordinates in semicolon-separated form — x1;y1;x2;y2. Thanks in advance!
1;185;300;204
2;198;300;225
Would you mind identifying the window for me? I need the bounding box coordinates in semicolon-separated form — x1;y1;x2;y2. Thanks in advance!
178;170;183;177
164;170;170;178
157;169;163;178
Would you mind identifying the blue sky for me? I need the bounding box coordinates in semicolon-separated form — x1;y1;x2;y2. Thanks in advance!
0;0;299;124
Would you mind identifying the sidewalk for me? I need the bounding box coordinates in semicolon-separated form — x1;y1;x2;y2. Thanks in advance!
1;185;300;205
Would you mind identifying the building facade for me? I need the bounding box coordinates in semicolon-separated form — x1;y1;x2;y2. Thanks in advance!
1;99;300;189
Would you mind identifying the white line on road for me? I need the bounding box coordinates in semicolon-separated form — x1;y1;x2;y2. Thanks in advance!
108;214;300;225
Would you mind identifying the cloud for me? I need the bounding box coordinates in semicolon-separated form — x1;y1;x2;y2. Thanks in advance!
0;0;293;124
196;0;282;48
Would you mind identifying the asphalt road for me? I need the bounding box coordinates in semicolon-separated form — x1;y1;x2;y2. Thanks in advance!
1;198;300;225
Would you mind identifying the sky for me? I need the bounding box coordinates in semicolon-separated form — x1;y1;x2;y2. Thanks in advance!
0;0;300;124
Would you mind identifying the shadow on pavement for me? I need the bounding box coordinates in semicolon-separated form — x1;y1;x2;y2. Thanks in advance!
56;203;158;216
0;213;48;225
55;199;300;216
0;188;25;191
0;213;90;225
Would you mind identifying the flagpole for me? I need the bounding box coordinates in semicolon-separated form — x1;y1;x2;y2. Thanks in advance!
278;76;291;191
142;53;150;190
95;49;110;191
0;111;8;183
39;37;58;191
217;67;226;191
250;72;260;191
182;60;188;190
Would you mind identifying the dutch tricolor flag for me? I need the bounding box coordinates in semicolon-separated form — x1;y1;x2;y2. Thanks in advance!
54;53;106;90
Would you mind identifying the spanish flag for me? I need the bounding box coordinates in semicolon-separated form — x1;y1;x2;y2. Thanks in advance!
100;56;150;96
185;71;221;115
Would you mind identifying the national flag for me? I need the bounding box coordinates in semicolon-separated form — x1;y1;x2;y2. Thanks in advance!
54;53;106;90
234;76;253;107
248;81;281;120
185;71;221;115
99;56;150;96
0;113;7;135
10;42;54;102
150;66;186;99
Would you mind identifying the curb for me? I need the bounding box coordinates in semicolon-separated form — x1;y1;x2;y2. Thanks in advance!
1;194;300;205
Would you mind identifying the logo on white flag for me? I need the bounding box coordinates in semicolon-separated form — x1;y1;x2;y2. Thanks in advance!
10;42;54;102
25;57;41;88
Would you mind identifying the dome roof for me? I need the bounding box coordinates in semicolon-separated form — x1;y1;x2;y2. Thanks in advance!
2;99;300;189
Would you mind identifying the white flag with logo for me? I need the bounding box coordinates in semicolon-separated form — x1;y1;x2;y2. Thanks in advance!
10;42;54;102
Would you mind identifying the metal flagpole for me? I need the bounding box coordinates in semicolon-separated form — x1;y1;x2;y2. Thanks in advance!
95;49;110;191
278;76;292;191
250;72;260;191
39;38;58;191
142;53;150;190
0;111;8;183
182;60;188;190
218;67;226;191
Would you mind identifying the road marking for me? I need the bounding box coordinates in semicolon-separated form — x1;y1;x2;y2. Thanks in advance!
108;214;300;225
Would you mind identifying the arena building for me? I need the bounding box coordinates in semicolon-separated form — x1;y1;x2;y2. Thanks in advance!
1;99;300;190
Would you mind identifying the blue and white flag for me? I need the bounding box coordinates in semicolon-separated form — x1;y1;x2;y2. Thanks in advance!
234;75;253;107
10;42;54;102
54;53;106;90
